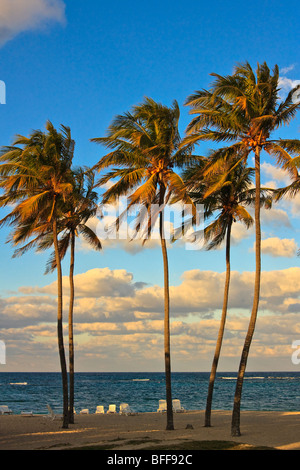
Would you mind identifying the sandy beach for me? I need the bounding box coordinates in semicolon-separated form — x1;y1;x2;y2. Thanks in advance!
0;410;300;451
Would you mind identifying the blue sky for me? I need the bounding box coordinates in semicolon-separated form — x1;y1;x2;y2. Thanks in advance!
0;0;300;372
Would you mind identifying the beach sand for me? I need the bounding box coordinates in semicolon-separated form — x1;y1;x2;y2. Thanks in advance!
0;410;300;450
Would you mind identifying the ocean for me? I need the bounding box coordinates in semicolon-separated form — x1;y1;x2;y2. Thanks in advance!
1;371;300;415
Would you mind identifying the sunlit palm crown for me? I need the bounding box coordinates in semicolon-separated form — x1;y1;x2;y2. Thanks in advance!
0;121;75;250
92;97;201;214
0;121;74;212
0;123;101;264
184;62;300;178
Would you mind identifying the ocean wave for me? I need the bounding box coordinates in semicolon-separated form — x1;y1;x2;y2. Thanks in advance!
219;375;298;381
244;377;265;380
219;376;265;380
219;377;236;380
268;376;296;380
132;379;150;382
9;382;27;385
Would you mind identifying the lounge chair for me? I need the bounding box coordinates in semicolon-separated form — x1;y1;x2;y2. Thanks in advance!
0;405;12;415
157;400;167;412
172;399;185;412
45;404;62;420
21;411;33;417
107;404;117;414
79;409;89;414
95;405;105;414
119;403;135;415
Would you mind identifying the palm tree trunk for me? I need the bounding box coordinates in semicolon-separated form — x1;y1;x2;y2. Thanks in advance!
231;148;261;437
68;230;75;424
205;218;232;427
53;218;69;429
159;206;174;431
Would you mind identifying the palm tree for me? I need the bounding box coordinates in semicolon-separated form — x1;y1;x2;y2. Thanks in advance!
184;158;272;427
42;167;102;424
91;97;198;430
184;62;300;436
0;121;74;428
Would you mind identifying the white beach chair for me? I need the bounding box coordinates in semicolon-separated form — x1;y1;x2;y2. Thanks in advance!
95;405;105;414
79;408;89;414
119;403;135;415
0;405;12;415
21;411;33;417
172;399;185;413
45;404;62;420
157;400;167;412
107;404;117;414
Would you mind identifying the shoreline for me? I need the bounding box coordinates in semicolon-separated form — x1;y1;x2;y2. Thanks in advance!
1;410;300;450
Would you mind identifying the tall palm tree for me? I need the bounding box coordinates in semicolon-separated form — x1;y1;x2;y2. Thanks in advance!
42;167;102;424
91;97;198;430
184;62;300;436
184;158;271;427
0;121;74;428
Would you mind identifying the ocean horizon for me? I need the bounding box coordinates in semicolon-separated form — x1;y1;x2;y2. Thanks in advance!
1;371;300;416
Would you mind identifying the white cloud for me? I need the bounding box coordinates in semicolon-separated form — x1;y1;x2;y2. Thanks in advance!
279;77;300;93
260;237;298;258
22;267;146;299
0;0;66;46
277;64;300;103
231;221;253;245
261;162;291;185
3;266;300;371
280;64;296;75
261;206;291;228
278;75;300;103
11;266;300;328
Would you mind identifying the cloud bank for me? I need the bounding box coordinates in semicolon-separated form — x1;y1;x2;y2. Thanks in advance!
0;0;66;46
2;266;300;371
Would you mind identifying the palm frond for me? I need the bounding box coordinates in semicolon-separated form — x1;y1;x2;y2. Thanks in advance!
77;224;102;251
